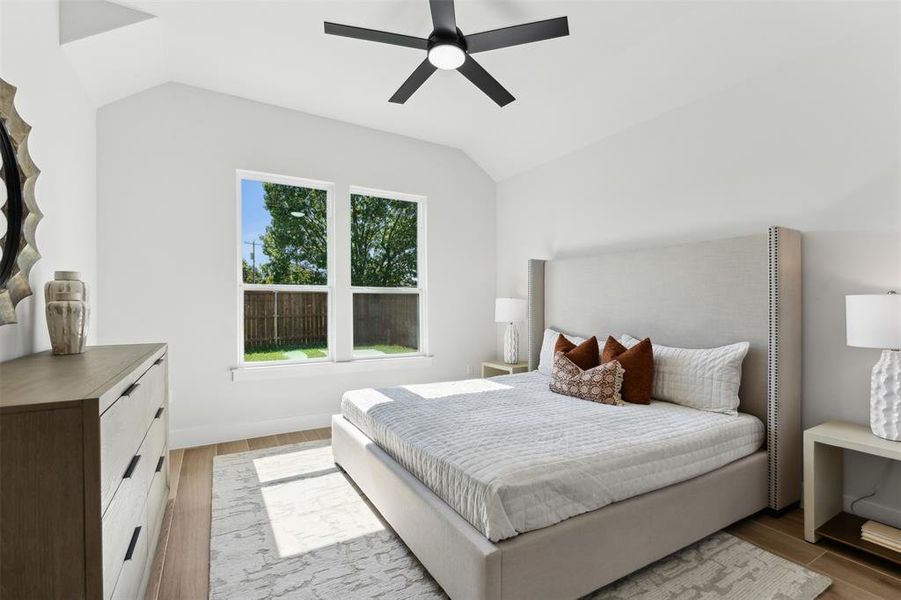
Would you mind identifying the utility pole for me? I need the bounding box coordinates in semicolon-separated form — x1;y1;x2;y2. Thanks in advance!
243;240;257;283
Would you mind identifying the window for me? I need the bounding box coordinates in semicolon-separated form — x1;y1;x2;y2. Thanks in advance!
350;190;423;358
239;173;333;363
237;172;426;367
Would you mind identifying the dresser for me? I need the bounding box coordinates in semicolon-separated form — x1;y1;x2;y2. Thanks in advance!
0;344;169;600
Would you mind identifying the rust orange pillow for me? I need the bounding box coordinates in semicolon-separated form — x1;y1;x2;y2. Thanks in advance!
555;334;599;371
602;336;654;404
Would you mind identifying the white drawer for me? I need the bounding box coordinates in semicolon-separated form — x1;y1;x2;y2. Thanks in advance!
143;354;168;427
111;515;149;600
147;461;169;550
102;417;166;599
142;466;169;597
100;360;166;512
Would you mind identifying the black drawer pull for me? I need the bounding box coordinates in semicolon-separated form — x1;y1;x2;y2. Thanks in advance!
122;382;140;397
153;357;164;366
154;406;164;419
124;526;141;561
123;454;141;479
155;456;165;473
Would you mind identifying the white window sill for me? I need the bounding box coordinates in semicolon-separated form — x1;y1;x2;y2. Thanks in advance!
230;355;434;382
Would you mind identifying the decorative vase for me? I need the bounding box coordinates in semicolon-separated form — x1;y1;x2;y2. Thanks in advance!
45;271;89;355
870;349;901;441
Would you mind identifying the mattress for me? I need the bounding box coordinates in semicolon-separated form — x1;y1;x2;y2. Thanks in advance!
340;371;764;542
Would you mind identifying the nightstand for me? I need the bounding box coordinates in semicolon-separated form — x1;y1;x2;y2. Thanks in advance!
803;421;901;565
481;360;529;377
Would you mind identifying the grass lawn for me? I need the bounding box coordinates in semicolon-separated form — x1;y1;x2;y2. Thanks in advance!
244;342;415;362
357;344;418;355
244;342;327;362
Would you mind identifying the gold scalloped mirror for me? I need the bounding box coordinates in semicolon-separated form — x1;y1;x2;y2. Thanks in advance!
0;78;42;326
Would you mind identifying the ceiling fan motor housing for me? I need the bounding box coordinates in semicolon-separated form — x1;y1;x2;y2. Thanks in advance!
427;28;467;70
427;28;466;53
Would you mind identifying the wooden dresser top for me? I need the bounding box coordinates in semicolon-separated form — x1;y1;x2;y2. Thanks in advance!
0;344;166;409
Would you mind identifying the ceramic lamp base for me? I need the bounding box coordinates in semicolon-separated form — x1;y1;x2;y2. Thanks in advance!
870;349;901;441
503;322;519;364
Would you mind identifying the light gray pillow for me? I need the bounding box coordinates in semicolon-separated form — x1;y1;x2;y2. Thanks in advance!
537;328;586;376
620;334;750;415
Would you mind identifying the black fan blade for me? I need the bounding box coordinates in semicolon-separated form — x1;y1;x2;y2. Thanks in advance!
466;16;569;53
457;55;514;107
324;22;428;50
389;58;438;103
429;0;457;34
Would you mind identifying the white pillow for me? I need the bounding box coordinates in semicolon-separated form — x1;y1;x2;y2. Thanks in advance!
620;334;750;415
537;328;586;376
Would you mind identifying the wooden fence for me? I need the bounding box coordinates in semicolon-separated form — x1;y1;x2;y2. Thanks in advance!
244;290;418;349
244;290;328;347
353;293;419;349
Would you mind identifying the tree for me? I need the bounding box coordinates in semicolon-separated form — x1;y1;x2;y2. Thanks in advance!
351;195;417;287
258;183;328;285
242;259;263;284
249;183;418;287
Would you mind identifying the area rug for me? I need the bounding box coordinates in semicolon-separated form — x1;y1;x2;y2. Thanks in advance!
210;440;831;600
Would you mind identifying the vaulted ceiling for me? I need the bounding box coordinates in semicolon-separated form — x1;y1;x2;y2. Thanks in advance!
62;0;894;180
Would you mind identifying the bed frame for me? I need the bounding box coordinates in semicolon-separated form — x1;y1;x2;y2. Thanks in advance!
332;226;802;600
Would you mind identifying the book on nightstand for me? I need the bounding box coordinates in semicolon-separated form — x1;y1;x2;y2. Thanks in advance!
861;520;901;553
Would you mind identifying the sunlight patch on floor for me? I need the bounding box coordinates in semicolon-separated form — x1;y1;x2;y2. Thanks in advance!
260;472;385;558
252;445;334;484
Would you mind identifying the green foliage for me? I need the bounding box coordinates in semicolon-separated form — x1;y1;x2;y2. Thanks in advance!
351;195;418;287
243;341;327;362
244;348;291;362
243;342;414;362
356;344;416;354
257;183;328;285
245;185;419;288
242;259;263;284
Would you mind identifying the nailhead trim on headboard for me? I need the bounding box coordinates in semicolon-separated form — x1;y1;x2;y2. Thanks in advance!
528;260;535;371
767;226;779;509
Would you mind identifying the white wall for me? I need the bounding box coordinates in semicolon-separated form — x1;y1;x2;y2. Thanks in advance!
0;0;97;361
97;83;496;448
496;16;900;523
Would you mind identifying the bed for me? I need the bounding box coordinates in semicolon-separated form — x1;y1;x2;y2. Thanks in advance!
332;226;802;600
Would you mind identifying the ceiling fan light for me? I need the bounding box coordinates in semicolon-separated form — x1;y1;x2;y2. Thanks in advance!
428;44;465;70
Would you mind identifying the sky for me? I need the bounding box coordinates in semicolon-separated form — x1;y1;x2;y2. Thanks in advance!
241;179;270;267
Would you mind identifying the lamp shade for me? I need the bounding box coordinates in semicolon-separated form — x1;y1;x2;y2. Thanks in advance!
846;293;901;349
495;297;526;323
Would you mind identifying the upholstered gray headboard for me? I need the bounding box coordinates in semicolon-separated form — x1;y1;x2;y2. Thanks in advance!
527;226;802;511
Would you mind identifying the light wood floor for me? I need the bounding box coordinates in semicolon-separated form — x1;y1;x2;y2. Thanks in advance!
147;428;900;600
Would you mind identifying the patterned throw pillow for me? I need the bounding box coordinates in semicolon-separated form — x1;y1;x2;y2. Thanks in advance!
549;351;625;405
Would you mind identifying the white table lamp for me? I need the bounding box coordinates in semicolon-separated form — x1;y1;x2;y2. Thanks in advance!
496;297;526;364
846;291;901;441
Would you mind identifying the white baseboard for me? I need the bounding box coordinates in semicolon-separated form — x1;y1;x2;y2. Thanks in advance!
843;493;901;529
171;412;335;449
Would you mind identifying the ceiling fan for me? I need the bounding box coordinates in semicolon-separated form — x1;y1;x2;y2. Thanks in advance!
324;0;569;107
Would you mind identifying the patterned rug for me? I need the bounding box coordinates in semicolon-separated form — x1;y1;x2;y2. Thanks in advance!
210;440;831;600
